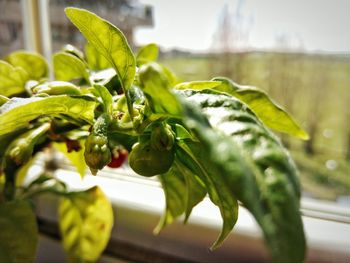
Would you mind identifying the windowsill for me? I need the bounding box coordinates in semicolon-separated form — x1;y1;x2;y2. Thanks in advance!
30;164;350;263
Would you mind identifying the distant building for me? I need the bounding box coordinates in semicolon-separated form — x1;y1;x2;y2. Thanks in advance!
0;0;153;56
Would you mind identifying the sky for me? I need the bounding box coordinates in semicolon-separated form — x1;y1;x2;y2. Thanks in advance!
135;0;350;53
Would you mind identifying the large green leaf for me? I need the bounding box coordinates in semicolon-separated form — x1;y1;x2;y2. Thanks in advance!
53;52;89;82
176;78;309;139
174;159;206;222
6;51;48;80
85;43;111;71
155;158;206;233
136;43;159;66
176;140;239;249
0;60;28;97
138;62;182;118
59;186;113;263
0;96;96;136
156;166;186;232
0;200;38;263
65;7;136;93
178;89;305;263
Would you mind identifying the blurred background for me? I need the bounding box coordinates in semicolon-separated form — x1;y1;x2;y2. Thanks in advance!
1;0;350;203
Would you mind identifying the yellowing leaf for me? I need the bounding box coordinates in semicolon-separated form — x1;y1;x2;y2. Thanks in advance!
54;141;86;178
59;186;113;263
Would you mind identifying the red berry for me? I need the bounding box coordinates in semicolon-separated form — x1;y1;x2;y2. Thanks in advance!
107;148;128;168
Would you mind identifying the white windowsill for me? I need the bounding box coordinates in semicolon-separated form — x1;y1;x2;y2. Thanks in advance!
30;164;350;263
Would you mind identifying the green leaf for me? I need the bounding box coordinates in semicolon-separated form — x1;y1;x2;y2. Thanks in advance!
138;62;182;118
0;96;96;136
176;78;308;139
155;158;206;233
6;51;48;80
85;43;111;70
59;186;113;263
54;141;87;178
65;7;136;93
53;52;89;82
0;200;38;263
136;43;159;66
62;44;85;61
179;89;305;262
156;166;186;232
93;84;113;115
32;81;82;96
213;77;309;139
176;140;239;249
175;159;206;222
0;60;28;97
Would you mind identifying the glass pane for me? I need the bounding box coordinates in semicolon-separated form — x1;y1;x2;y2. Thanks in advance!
0;0;24;57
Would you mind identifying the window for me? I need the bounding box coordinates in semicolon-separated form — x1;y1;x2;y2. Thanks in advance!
2;1;350;262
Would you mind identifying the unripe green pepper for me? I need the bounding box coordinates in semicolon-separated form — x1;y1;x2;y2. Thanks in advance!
129;141;175;177
32;81;82;96
84;114;111;174
5;123;50;166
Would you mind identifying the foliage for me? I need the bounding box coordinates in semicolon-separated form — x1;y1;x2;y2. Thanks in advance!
0;7;308;263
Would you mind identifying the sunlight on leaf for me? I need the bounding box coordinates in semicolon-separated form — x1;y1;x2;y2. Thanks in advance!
65;7;136;93
136;43;159;66
138;62;182;117
85;43;111;71
53;52;89;82
0;96;95;136
6;51;48;80
0;60;28;97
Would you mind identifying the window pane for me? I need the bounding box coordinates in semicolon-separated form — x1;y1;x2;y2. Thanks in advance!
0;0;24;57
48;0;350;205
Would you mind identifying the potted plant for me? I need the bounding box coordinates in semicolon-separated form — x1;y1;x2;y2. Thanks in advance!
0;7;308;263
